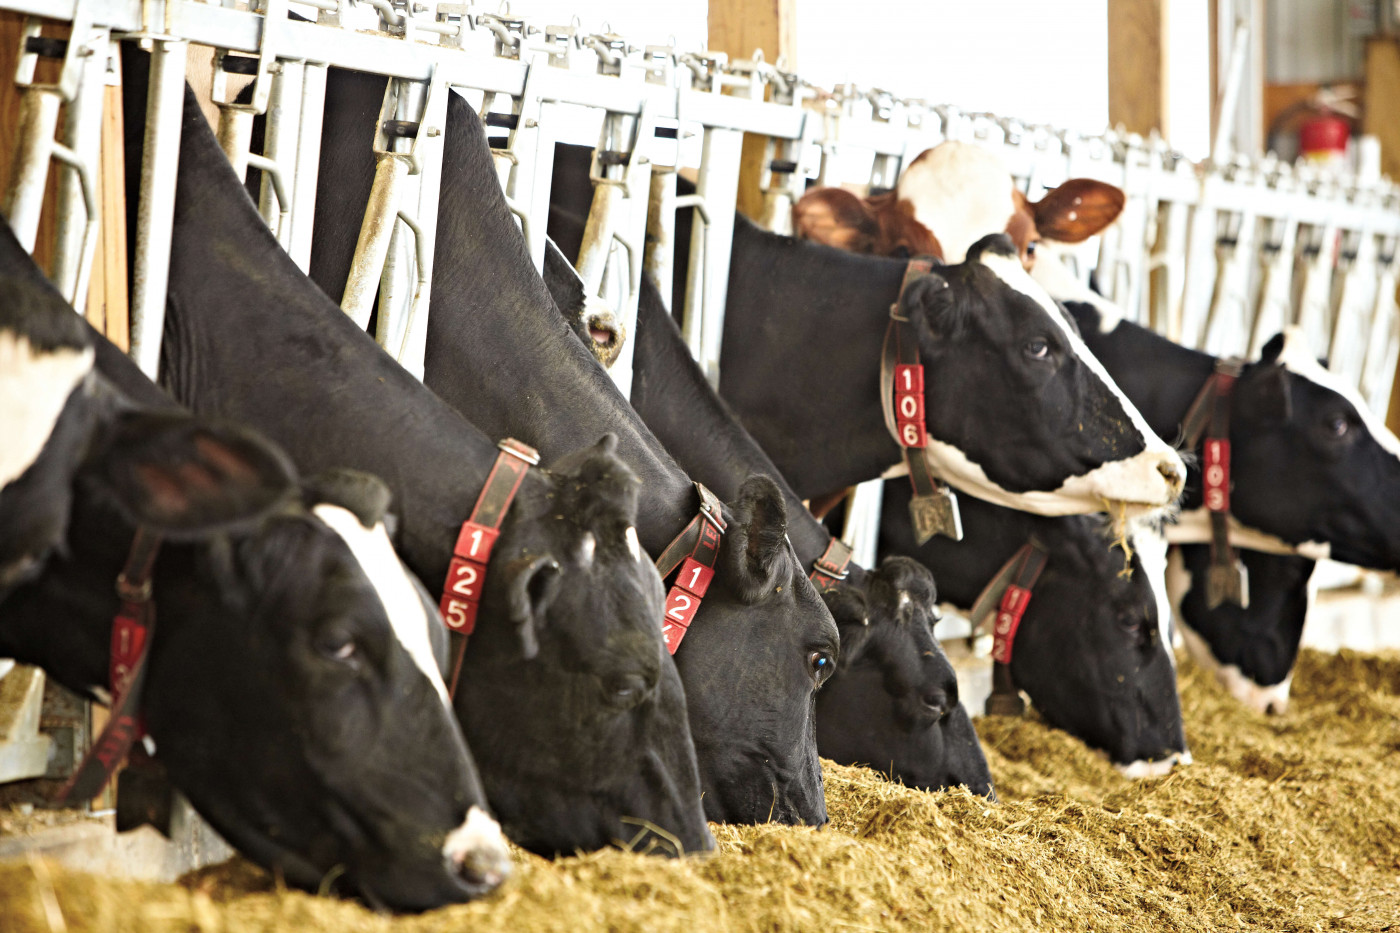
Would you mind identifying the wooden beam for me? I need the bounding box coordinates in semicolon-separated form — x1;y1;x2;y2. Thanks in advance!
85;80;129;350
1107;0;1169;137
708;0;796;221
1363;37;1400;434
0;11;60;273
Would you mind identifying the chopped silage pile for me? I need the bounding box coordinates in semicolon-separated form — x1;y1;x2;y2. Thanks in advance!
2;649;1398;932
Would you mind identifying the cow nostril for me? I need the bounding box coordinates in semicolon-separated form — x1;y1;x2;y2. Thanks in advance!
1157;458;1185;492
1265;700;1286;716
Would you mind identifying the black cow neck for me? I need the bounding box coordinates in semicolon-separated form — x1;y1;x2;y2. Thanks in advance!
630;275;867;587
311;70;702;550
717;218;908;500
120;62;519;593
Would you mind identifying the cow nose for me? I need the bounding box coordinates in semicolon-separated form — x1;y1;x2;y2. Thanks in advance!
443;806;512;895
1157;456;1185;496
921;690;950;721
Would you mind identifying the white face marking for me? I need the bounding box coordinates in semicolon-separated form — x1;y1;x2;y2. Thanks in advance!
442;804;512;888
0;332;94;488
624;526;643;562
1177;622;1296;715
1128;518;1174;667
1273;325;1400;460
311;504;450;706
973;251;1185;505
1116;750;1189;779
898;142;1018;263
1165;507;1332;560
578;531;596;568
1030;243;1126;332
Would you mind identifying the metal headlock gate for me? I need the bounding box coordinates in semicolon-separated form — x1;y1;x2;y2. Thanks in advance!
2;4;1400;598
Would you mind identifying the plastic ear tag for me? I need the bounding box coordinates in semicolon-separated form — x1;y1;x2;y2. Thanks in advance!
909;486;963;544
1206;559;1250;611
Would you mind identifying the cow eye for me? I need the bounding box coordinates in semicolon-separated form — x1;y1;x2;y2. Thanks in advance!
316;634;360;668
808;650;835;687
1116;611;1143;636
1327;414;1350;437
603;673;651;709
1025;241;1038;259
1023;338;1050;360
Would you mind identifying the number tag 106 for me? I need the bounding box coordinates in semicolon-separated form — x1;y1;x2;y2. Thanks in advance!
894;364;927;449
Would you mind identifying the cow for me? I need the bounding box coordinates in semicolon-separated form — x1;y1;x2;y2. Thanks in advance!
116;50;713;857
1062;298;1400;712
877;483;1188;774
0;224;511;911
555;249;994;796
551;143;1181;518
792;140;1126;270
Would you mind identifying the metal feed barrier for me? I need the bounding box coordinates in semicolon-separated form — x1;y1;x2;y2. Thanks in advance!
2;0;1400;743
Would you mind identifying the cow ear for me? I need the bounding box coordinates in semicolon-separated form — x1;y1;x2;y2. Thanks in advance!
902;271;960;342
820;583;873;668
1033;179;1126;243
725;475;790;602
793;187;881;253
301;467;393;530
505;555;561;660
1243;365;1294;422
91;412;295;539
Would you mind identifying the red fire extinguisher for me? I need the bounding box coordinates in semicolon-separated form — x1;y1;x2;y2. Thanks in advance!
1298;111;1351;166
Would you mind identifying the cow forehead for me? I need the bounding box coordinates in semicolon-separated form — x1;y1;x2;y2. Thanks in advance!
899;142;1017;263
311;503;451;706
1272;326;1400;460
0;331;94;488
974;252;1160;448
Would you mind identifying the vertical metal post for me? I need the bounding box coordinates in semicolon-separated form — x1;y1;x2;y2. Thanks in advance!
129;38;187;379
342;155;408;330
286;61;327;272
646;167;676;303
684;125;743;386
4;89;60;251
258;59;303;250
841;480;885;571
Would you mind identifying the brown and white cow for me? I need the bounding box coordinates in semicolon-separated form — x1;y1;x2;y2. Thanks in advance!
793;141;1125;268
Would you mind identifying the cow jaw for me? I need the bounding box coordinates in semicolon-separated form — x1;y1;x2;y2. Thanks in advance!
1177;622;1296;715
311;504;451;706
0;332;94;488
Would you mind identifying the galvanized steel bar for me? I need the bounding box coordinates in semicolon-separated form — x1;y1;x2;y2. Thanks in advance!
128;37;186;379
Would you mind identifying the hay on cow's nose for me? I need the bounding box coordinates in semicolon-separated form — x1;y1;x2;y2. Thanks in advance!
1;649;1398;932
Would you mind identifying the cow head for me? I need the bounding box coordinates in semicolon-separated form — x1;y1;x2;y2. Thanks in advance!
815;557;994;796
1;400;507;912
1174;547;1313;715
1223;328;1400;569
452;435;713;857
897;141;1124;268
1003;516;1188;775
908;235;1184;513
670;475;840;826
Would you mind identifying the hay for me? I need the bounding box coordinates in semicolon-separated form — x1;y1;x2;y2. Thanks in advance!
3;649;1399;932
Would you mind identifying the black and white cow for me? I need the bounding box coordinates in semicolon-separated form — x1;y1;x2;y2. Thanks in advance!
877;485;1188;774
0;225;511;911
1060;294;1400;711
547;144;1184;516
301;70;840;827
577;257;994;796
117;52;713;856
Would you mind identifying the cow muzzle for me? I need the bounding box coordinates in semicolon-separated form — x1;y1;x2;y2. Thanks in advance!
442;806;512;895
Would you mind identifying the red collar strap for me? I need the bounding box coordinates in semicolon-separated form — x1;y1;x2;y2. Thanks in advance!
1179;358;1249;609
655;483;726;655
967;541;1048;718
808;537;853;593
880;258;963;544
440;438;540;698
60;527;163;804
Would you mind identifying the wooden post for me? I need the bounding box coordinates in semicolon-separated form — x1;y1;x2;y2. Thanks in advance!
86;79;129;350
708;0;796;221
0;12;60;272
1107;0;1169;137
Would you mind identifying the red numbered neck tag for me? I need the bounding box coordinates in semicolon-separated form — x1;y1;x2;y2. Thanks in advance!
656;484;727;655
893;364;928;449
991;585;1031;665
60;528;162;805
439;439;539;698
1203;438;1231;513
